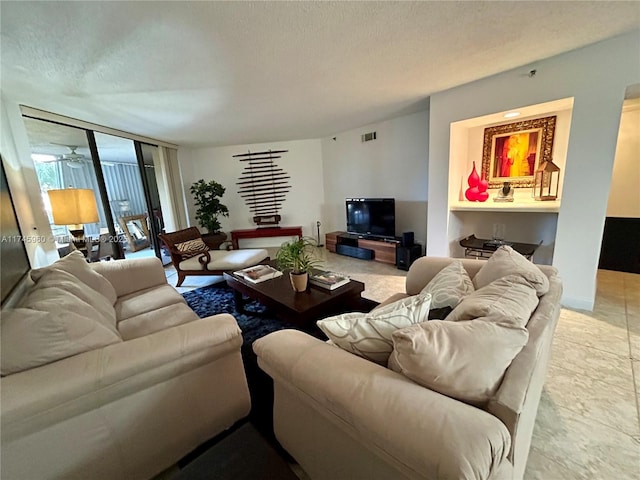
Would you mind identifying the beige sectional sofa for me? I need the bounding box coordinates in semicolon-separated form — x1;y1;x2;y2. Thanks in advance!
254;253;562;480
1;252;251;479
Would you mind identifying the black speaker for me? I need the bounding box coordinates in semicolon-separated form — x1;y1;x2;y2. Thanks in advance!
336;244;374;260
396;244;422;271
401;232;414;247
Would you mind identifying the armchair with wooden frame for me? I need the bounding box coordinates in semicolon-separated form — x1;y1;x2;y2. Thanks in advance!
158;227;269;287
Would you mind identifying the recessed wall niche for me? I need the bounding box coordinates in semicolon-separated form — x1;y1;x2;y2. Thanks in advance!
447;97;574;265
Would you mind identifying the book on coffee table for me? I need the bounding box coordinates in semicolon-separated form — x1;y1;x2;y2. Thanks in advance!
234;264;283;283
309;270;351;290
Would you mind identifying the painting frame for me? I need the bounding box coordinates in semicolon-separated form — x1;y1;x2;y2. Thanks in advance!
481;115;556;188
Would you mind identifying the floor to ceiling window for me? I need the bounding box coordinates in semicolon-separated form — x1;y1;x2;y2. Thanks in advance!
25;117;111;251
24;115;172;263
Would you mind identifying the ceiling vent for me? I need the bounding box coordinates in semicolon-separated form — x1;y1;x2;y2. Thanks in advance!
361;131;377;142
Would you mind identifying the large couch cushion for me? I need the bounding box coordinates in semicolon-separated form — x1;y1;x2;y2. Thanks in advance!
446;274;539;328
118;303;199;340
390;319;528;405
317;293;431;365
30;269;117;332
115;284;186;321
419;260;474;309
473;246;549;296
178;249;268;271
1;288;122;375
31;251;118;304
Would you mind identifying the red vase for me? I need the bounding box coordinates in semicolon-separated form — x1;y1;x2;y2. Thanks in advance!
478;172;488;193
477;172;489;202
465;186;480;202
467;162;480;188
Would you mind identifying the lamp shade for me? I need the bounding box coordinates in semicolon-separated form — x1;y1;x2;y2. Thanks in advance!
48;188;99;225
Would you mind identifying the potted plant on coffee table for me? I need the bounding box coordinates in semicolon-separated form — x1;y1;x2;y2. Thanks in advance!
190;179;230;249
276;237;322;292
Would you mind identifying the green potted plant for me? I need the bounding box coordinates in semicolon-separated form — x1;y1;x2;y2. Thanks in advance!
190;179;230;249
276;237;322;292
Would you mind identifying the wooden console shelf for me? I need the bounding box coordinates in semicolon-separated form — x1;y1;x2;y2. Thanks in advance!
325;231;398;265
231;226;302;249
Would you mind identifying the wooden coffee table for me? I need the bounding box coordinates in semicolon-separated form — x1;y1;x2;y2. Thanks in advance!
223;269;365;325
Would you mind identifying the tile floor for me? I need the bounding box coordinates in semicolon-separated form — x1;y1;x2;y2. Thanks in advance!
165;249;640;479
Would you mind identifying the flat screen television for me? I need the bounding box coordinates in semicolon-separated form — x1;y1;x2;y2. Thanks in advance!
346;198;395;239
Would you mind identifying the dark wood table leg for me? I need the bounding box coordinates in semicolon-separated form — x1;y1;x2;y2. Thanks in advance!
233;289;246;314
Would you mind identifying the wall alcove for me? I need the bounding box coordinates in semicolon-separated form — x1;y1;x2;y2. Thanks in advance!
447;97;573;264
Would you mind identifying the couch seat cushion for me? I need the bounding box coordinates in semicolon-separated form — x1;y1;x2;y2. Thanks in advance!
420;260;475;309
1;287;122;375
446;274;539;328
115;284;185;321
30;250;118;304
178;248;269;271
390;319;528;405
117;303;199;340
317;293;431;365
474;246;549;295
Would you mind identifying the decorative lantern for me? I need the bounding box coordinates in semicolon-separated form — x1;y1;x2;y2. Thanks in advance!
533;159;560;201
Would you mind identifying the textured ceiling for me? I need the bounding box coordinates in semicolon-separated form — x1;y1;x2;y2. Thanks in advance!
2;1;639;147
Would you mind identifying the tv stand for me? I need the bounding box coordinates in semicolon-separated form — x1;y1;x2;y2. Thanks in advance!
326;231;398;264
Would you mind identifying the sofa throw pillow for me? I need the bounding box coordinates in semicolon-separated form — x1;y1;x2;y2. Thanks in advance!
2;291;122;375
445;274;539;328
175;238;210;258
389;319;528;405
420;260;474;309
31;251;118;305
27;269;119;335
317;293;432;365
474;246;549;296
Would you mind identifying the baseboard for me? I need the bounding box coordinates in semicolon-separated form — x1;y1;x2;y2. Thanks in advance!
560;295;594;311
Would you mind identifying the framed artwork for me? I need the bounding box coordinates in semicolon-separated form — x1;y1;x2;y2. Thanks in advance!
481;115;556;188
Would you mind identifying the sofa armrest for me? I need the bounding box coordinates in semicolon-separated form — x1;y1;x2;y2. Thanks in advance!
91;257;167;297
254;330;511;480
487;275;563;476
1;314;242;438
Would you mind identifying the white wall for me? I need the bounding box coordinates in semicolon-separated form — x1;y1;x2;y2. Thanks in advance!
0;96;59;267
320;110;429;248
428;30;640;310
607;99;640;218
179;139;324;248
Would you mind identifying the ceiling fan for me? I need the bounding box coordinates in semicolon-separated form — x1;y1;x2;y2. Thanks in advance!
51;143;89;169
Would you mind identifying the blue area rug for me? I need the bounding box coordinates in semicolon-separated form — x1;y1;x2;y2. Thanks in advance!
182;281;302;347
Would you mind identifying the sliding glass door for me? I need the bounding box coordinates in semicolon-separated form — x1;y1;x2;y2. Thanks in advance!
137;143;172;264
24;117;113;256
93;132;156;259
24;116;171;263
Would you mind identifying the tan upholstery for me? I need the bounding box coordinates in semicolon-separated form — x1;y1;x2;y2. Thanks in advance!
114;284;185;320
159;227;269;287
178;248;270;272
254;255;562;480
1;256;251;480
117;302;199;340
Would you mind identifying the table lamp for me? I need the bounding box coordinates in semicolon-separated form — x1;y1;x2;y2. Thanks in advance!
48;188;99;251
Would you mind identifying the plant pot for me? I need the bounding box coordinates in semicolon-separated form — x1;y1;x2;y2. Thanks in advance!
289;271;308;292
202;232;227;250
